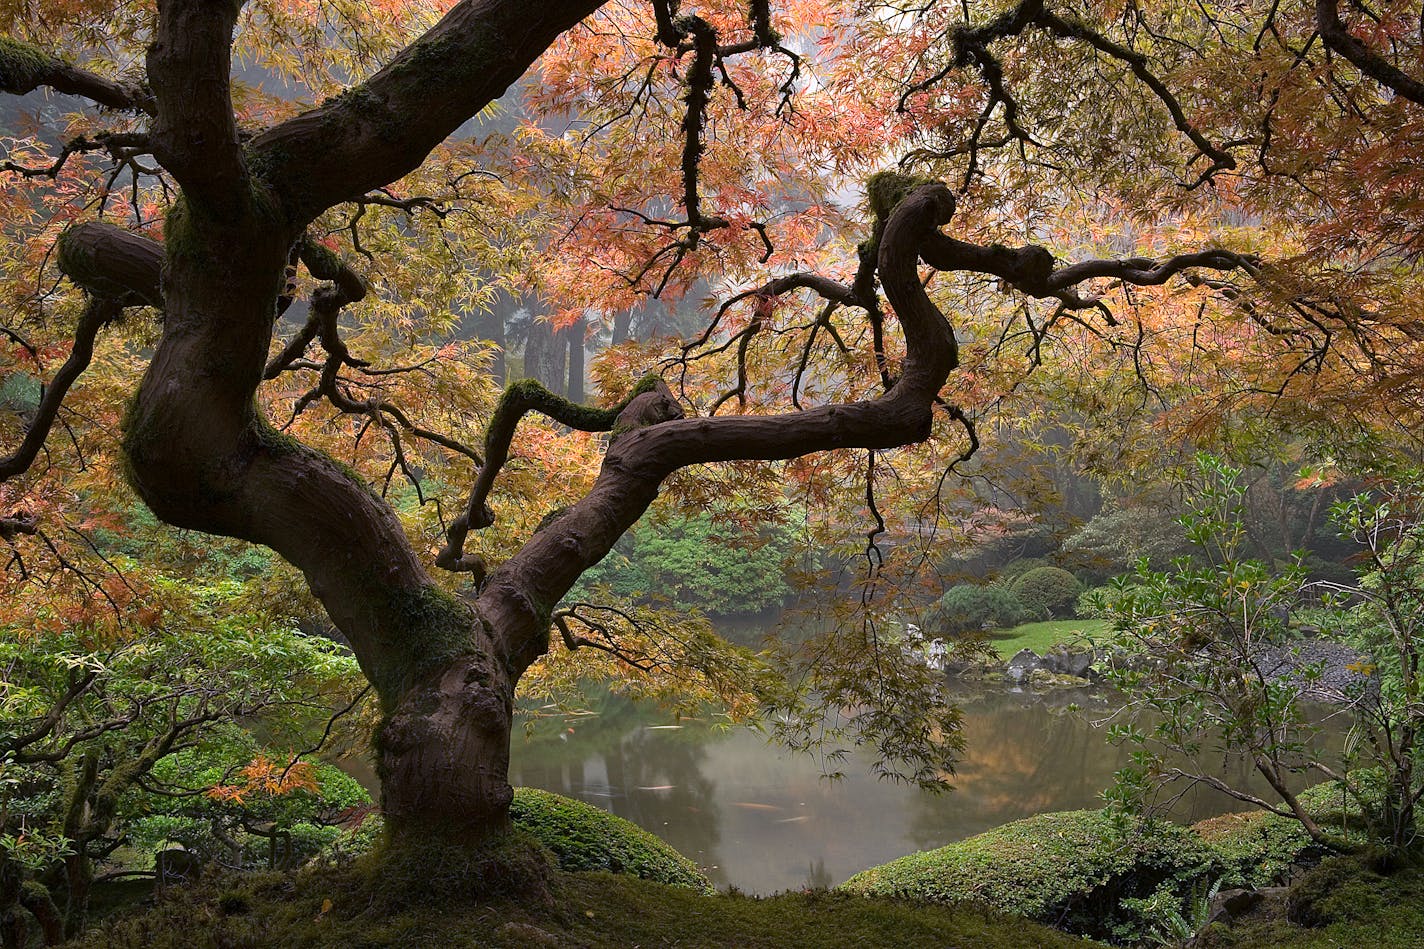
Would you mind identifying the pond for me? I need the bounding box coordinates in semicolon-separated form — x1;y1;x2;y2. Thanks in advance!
507;681;1341;895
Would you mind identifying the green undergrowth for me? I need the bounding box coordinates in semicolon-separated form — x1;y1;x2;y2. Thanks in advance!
988;619;1109;659
838;792;1402;946
1191;809;1322;887
1196;855;1424;949
68;861;1101;948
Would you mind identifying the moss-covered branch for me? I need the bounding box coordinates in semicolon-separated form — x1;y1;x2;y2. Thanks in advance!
0;36;153;113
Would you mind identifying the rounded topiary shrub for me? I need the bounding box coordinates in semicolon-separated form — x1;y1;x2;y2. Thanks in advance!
1011;566;1082;619
838;809;1216;942
930;583;1026;634
997;557;1050;582
509;787;713;893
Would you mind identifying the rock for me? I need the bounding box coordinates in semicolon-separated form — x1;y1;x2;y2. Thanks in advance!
1025;668;1092;689
942;657;978;676
155;847;203;886
1006;649;1044;681
1197;888;1261;941
497;922;561;946
1212;887;1264;919
1043;647;1095;677
943;653;1007;678
1193;885;1288;944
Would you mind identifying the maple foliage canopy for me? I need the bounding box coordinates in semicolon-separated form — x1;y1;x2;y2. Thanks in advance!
1;0;1423;841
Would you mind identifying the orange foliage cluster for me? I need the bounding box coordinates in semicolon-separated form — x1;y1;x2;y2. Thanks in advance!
206;756;320;806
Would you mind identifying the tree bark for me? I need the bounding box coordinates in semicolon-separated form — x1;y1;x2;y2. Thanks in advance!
378;653;517;842
566;315;586;403
473;307;507;385
548;321;568;397
612;308;632;346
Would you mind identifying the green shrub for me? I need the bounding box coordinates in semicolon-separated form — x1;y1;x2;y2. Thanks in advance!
997;557;1050;582
310;790;712;893
129;751;373;872
838;809;1216;942
929;584;1026;633
509;788;713;893
1011;566;1082;619
1192;810;1320;887
1075;584;1126;619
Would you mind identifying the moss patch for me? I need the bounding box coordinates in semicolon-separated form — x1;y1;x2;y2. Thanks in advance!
370;828;553;907
1192;810;1321;887
1195;857;1424;948
839;809;1217;942
373;584;477;703
0;37;53;90
866;170;938;221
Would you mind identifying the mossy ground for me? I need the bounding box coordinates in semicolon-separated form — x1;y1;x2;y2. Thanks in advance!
840;809;1217;942
68;821;1424;948
71;861;1101;948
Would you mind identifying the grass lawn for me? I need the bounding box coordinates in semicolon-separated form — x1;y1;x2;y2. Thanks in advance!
986;618;1109;659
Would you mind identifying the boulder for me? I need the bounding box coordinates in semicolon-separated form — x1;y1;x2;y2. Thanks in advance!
1026;668;1093;690
1043;647;1095;678
1006;648;1045;681
1212;887;1264;919
155;846;203;886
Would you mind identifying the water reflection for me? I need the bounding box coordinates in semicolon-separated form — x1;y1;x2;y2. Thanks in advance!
514;699;725;878
508;685;1343;895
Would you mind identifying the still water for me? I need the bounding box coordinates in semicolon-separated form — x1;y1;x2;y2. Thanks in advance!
508;684;1328;895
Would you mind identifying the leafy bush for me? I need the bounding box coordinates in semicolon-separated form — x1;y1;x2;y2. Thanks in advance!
509;788;713;892
1192;810;1320;887
1011;566;1082;619
1076;584;1117;619
1062;503;1190;573
928;584;1026;634
996;557;1051;582
0;585;369;940
838;809;1216;942
129;748;374;871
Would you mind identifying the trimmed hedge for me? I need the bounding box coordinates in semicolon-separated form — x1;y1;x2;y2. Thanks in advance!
1011;566;1082;619
839;809;1215;942
509;788;714;893
930;584;1026;634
